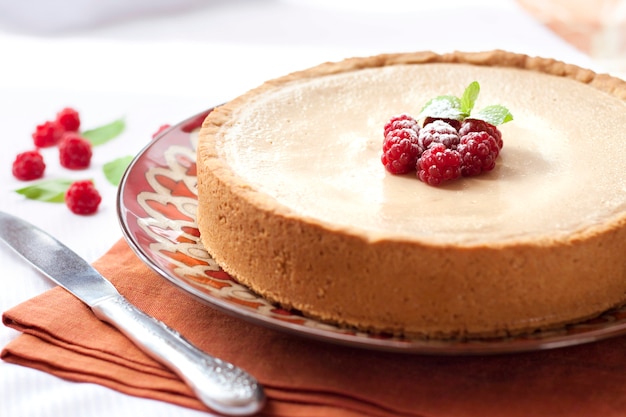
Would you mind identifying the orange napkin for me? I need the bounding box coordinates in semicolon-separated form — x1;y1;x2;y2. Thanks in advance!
4;238;626;416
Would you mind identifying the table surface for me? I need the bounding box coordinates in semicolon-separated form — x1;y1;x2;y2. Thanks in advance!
0;1;609;416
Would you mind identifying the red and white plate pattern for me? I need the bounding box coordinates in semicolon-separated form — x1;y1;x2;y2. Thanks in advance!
117;109;626;354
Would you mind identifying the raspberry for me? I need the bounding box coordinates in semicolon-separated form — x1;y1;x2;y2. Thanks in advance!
459;118;503;149
458;131;500;177
32;120;64;148
12;150;46;181
381;128;422;175
56;107;81;132
65;180;102;215
384;114;419;137
418;120;461;150
417;143;461;186
152;124;171;139
423;117;461;131
59;133;92;170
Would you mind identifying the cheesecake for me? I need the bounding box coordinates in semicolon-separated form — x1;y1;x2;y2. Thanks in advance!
196;50;626;338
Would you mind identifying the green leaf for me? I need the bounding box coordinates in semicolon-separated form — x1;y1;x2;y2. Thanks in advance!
472;105;514;126
14;179;74;203
82;118;126;146
103;155;134;186
417;95;464;120
416;81;513;126
460;81;480;115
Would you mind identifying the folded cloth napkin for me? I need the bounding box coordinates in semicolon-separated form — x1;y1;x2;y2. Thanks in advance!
4;238;626;416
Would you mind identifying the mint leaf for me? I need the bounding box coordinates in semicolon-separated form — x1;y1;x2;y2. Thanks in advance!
460;81;480;115
103;155;134;186
418;96;464;120
15;179;73;202
416;81;513;126
472;105;514;126
82;118;125;146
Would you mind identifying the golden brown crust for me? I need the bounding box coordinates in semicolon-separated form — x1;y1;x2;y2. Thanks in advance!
196;50;626;338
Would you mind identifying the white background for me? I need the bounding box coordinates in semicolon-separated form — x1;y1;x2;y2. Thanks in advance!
0;1;603;416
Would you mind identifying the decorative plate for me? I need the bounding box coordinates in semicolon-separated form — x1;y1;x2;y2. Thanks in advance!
117;109;626;354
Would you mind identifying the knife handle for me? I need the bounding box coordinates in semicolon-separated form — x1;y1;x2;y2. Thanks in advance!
91;294;265;416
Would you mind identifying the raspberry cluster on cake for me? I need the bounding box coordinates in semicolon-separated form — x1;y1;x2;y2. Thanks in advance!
196;50;626;338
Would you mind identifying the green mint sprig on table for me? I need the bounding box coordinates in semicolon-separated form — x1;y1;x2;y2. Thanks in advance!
84;117;134;185
103;155;134;186
15;179;75;203
417;81;513;126
82;118;126;146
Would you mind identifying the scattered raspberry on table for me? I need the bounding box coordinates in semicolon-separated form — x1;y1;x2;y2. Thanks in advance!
32;121;64;148
56;107;81;132
58;133;93;170
65;180;102;215
12;150;46;181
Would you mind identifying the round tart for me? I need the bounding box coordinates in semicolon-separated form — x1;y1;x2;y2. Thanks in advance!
196;50;626;338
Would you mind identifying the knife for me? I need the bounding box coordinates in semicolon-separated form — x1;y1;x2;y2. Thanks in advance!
0;211;265;416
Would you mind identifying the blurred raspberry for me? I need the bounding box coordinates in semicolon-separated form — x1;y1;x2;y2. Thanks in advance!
12;150;46;181
65;180;102;215
32;121;64;148
59;133;92;169
56;107;81;132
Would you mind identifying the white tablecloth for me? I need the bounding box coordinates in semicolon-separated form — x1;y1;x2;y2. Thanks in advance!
0;1;601;416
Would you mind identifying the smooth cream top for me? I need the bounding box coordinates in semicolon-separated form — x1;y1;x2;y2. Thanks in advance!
216;63;626;244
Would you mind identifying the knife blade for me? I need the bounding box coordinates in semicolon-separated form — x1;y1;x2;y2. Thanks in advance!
0;211;265;416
